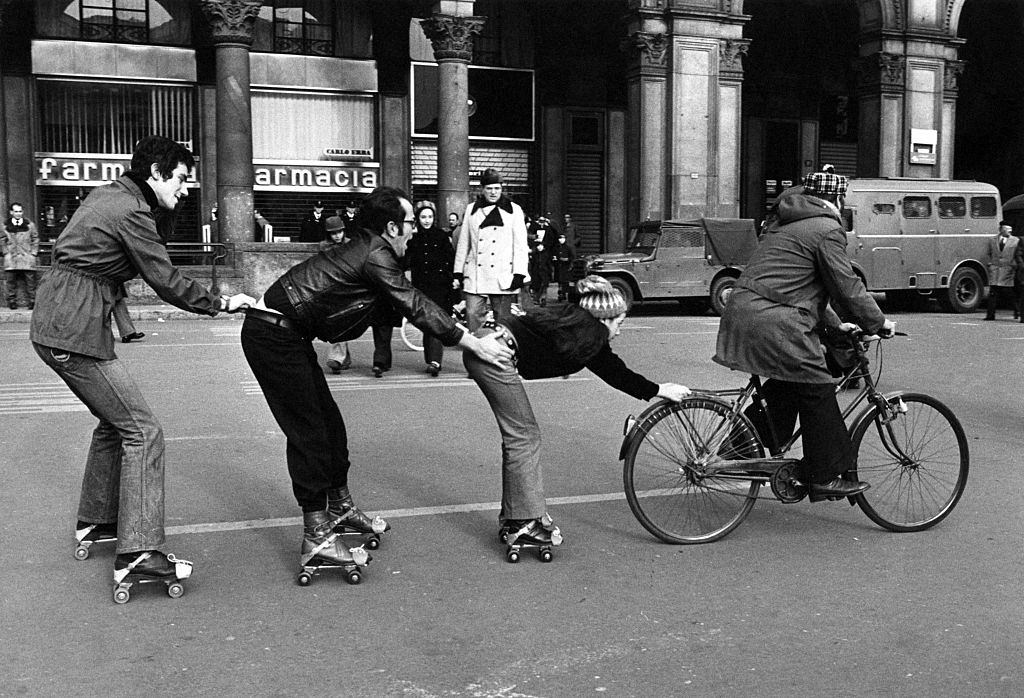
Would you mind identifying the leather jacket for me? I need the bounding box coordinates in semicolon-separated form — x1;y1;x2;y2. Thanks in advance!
277;228;464;345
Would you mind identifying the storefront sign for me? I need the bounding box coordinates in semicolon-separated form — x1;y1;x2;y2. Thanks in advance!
253;160;379;192
36;154;199;186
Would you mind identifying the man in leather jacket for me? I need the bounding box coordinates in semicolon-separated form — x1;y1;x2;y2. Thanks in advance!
241;186;513;573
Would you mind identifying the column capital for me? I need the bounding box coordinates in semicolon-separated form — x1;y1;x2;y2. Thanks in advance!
622;31;669;76
944;58;966;96
420;14;486;62
719;38;750;79
857;52;906;95
198;0;262;46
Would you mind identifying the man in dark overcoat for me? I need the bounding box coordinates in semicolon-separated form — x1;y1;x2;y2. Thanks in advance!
714;171;895;501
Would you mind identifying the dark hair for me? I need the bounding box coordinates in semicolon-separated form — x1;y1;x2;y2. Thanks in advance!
999;220;1011;227
129;136;195;180
9;201;23;210
357;186;410;234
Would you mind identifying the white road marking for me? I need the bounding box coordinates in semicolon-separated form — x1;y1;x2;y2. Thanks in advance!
166;491;630;536
241;375;590;395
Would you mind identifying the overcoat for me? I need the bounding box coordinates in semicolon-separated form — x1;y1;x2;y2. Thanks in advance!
986;234;1018;287
453;195;530;295
2;218;39;270
714;193;885;384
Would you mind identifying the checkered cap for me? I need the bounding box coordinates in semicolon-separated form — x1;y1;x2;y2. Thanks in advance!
802;171;848;198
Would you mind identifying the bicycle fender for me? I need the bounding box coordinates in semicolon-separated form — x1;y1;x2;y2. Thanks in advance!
618;399;673;460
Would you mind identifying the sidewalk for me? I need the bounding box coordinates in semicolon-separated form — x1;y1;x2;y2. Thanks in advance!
0;304;243;323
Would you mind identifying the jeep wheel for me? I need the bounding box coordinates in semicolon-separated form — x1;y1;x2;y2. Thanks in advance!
709;276;737;316
941;267;983;313
608;277;634;311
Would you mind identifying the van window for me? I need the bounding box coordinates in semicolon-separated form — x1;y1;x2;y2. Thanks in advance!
903;197;931;218
938;197;966;218
970;196;997;218
872;203;896;215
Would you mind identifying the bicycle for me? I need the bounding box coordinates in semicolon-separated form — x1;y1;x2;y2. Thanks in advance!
400;301;468;351
620;331;969;544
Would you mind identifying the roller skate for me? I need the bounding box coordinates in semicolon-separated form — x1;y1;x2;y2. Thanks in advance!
297;510;370;587
327;486;390;550
74;520;117;560
112;550;192;604
501;514;563;563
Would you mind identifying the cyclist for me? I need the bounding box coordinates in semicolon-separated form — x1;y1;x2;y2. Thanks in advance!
713;170;895;502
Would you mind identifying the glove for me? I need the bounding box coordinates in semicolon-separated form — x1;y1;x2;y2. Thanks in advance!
452;272;463;283
509;274;525;291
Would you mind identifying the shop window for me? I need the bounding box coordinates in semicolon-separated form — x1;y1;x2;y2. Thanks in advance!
37;80;195;155
35;0;190;45
251;90;374;160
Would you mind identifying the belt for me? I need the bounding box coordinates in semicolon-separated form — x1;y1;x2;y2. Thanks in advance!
481;320;518;368
246;307;304;335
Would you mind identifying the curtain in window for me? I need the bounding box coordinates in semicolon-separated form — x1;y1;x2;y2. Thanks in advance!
251;91;375;160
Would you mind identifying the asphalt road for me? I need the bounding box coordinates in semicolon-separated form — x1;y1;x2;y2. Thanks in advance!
1;306;1021;697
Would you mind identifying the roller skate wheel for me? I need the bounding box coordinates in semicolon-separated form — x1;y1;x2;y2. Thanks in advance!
113;587;130;604
297;572;312;587
74;546;90;561
167;582;184;599
506;550;520;563
365;536;380;551
346;570;362;585
540;549;553;563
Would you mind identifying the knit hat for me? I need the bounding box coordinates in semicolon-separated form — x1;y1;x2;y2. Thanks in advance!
480;168;503;186
576;275;627;319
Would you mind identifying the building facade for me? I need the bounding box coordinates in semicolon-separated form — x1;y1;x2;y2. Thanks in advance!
0;0;1021;285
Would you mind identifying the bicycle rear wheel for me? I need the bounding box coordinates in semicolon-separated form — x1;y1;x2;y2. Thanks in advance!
850;392;968;532
622;397;763;544
400;318;424;351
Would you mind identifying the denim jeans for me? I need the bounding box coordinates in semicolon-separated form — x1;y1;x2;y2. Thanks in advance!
464;337;546;521
463;293;515;332
241;315;350;511
33;343;165;554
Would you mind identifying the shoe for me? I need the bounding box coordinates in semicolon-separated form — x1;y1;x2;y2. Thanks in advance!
371;365;383;378
7;303;16;310
326;359;341;374
27;303;34;310
984;316;995;321
338;354;351;370
427;361;440;377
121;332;145;343
808;477;870;502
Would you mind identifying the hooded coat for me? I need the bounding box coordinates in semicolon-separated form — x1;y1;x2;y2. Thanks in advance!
713;192;885;383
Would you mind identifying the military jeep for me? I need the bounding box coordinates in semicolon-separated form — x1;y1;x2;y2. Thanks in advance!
572;218;759;315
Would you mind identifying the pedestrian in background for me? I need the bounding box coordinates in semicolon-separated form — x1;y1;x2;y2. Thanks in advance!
405;200;455;376
30;135;254;593
563;213;578;248
299;200;328;243
453;168;530;330
528;222;552;306
2;202;39;309
112;284;145;343
984;221;1018;321
1014;230;1024;322
552;232;576;301
446;211;460;239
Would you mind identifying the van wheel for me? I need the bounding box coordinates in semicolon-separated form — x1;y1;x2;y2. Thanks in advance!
709;276;737;316
608;277;634;311
942;268;983;313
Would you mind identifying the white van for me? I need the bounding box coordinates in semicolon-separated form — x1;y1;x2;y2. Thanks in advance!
842;178;1001;313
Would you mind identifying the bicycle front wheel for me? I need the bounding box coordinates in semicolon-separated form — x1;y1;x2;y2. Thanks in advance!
400;318;424;352
850;392;968;532
623;397;763;544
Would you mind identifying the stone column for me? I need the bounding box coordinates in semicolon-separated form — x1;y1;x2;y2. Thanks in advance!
198;0;261;245
856;52;908;177
420;13;485;241
623;30;669;223
0;0;13;216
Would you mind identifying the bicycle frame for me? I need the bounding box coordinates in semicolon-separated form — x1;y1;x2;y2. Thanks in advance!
623;335;912;482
